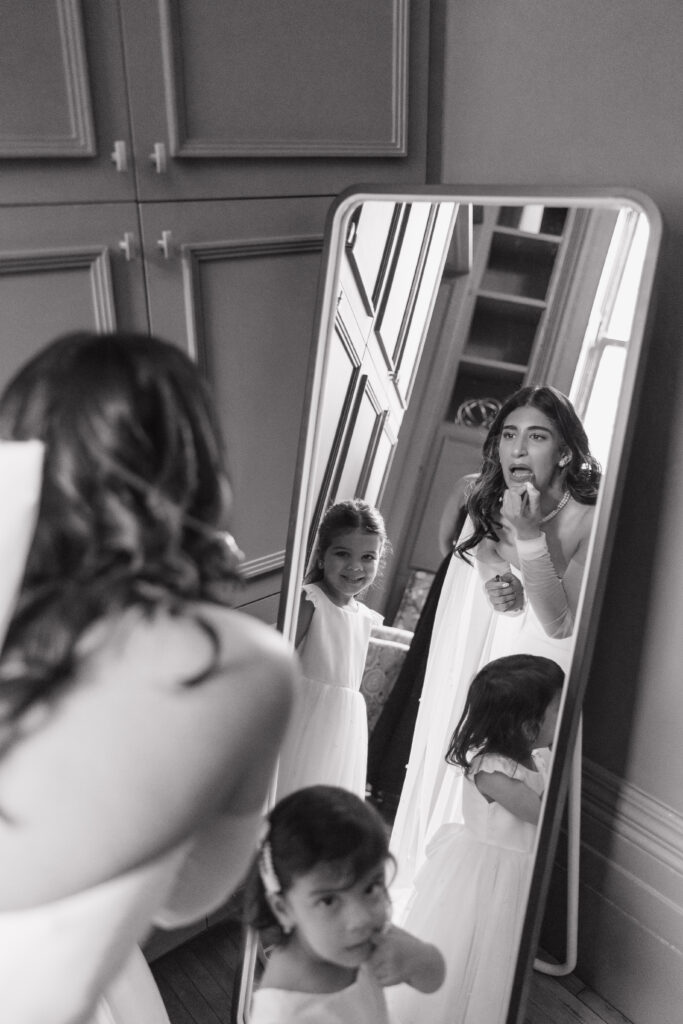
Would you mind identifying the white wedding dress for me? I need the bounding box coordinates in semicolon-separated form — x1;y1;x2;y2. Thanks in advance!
0;808;263;1024
389;522;574;894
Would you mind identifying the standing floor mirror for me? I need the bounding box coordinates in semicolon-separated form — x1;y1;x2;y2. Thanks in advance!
237;185;661;1023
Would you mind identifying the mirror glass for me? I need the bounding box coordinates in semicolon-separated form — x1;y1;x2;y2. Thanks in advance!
239;187;660;1023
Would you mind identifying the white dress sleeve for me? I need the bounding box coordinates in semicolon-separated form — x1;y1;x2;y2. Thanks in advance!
470;752;520;779
302;582;323;608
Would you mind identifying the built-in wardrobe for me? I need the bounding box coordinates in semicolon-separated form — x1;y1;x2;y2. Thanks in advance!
0;0;431;622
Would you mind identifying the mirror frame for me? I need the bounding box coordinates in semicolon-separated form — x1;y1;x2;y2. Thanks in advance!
274;184;661;1024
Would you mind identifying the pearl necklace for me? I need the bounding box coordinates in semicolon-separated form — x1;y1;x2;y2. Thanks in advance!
539;490;570;524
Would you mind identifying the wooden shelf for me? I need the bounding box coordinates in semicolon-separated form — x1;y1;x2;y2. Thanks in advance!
483;232;558;300
476;289;547;310
460;354;529;375
494;225;564;244
448;365;526;421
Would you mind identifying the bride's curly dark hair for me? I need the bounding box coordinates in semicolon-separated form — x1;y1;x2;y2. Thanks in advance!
0;330;244;736
456;385;601;562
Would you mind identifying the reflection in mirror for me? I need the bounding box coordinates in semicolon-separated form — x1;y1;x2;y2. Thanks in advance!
237;189;660;1023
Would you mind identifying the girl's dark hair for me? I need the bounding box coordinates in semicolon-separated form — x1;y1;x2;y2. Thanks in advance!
456;385;601;561
0;330;242;739
243;785;390;943
446;654;564;770
305;498;388;585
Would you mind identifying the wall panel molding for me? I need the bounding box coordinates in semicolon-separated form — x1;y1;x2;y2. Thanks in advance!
158;0;408;158
0;0;95;158
0;245;116;331
180;234;323;368
568;759;683;1022
242;550;286;580
582;757;683;883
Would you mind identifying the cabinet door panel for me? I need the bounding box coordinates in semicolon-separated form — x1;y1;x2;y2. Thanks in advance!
119;0;429;200
139;197;330;613
0;203;148;392
0;1;136;204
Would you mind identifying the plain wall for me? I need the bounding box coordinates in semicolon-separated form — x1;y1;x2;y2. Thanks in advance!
434;0;683;1016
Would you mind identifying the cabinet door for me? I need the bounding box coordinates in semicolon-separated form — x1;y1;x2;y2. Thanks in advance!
138;196;331;620
0;203;148;392
0;0;136;205
118;0;429;201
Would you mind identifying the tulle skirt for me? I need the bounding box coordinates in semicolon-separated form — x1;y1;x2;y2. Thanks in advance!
275;678;368;800
387;824;533;1024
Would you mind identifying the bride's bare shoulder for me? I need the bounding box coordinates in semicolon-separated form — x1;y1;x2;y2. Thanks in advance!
82;602;296;697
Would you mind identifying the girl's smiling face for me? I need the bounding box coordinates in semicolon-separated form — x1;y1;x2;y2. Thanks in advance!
275;860;389;972
498;406;567;494
320;529;382;605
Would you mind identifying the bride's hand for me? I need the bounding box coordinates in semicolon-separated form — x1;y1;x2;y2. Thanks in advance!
500;482;542;540
484;572;525;613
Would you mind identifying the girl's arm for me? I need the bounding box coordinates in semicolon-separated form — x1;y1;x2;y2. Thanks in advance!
368;923;445;993
294;591;315;648
475;770;542;824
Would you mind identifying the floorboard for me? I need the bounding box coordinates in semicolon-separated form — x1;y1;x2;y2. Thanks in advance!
150;921;634;1024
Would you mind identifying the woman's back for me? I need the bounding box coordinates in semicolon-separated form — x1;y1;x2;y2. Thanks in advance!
0;601;294;909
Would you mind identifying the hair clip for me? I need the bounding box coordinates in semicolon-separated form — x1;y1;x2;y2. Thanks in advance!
257;822;281;897
219;530;245;564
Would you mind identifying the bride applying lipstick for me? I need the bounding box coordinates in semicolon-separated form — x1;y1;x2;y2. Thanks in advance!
457;386;601;640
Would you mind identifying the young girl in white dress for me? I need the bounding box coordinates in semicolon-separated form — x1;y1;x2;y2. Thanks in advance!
244;785;445;1024
386;653;563;1024
276;500;387;800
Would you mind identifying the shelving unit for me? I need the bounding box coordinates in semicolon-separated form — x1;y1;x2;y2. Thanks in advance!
448;204;573;426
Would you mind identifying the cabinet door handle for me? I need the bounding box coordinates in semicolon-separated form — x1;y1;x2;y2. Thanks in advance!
157;230;173;260
118;232;137;261
110;140;128;173
150;141;168;174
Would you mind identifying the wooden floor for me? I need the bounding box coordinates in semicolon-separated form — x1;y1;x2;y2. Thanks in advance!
150;920;634;1024
526;971;633;1024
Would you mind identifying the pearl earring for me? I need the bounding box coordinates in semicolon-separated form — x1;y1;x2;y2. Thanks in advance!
559;455;570;466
